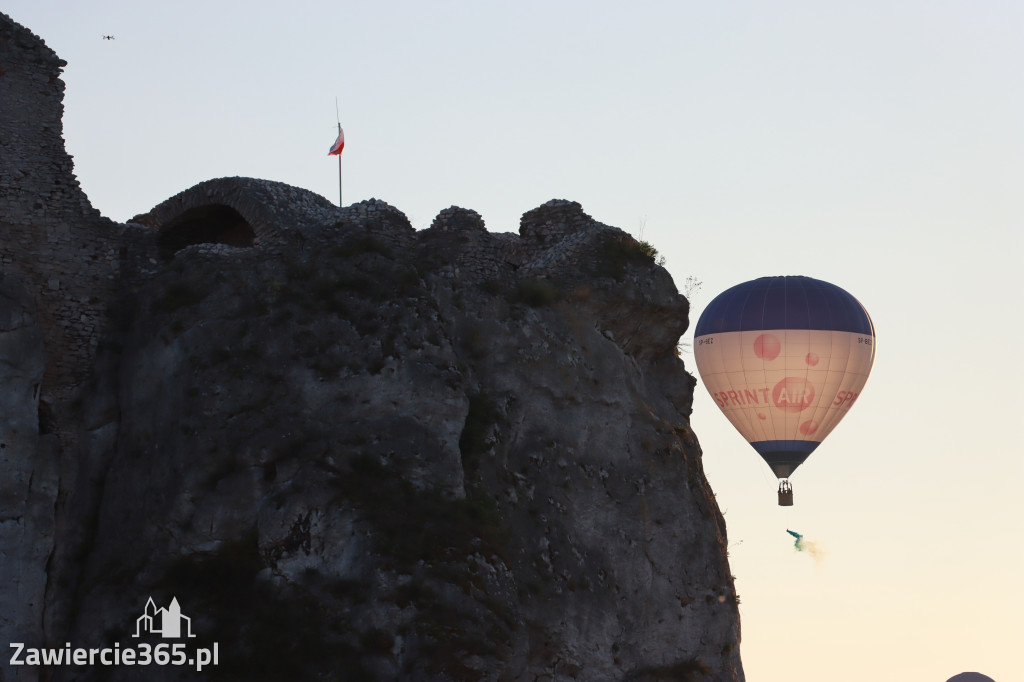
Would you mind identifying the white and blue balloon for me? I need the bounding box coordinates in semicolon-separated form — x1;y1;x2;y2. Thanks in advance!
693;276;875;506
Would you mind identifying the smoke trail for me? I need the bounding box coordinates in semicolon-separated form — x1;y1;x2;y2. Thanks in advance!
786;529;827;563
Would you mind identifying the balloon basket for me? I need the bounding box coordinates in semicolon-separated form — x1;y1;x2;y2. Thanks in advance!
778;480;793;506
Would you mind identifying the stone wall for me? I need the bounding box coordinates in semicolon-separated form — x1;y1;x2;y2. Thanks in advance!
130;176;343;250
0;13;120;401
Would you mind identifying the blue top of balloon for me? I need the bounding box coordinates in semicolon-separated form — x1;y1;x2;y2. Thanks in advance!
694;276;874;336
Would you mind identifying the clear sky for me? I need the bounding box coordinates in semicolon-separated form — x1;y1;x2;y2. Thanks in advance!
7;2;1022;680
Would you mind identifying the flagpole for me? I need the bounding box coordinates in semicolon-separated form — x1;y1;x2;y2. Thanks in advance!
335;98;343;207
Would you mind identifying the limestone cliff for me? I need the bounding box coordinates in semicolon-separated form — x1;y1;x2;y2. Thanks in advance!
0;12;743;682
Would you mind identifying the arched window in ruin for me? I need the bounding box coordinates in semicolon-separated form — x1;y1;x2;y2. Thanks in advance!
157;204;256;259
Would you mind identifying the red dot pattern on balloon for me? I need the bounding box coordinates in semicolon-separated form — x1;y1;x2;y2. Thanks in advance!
805;352;819;366
799;420;818;435
753;334;781;361
772;377;815;413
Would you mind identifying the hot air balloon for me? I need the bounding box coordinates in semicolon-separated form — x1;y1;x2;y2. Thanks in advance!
693;276;875;505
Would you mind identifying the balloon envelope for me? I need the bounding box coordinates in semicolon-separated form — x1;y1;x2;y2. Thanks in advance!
693;276;875;479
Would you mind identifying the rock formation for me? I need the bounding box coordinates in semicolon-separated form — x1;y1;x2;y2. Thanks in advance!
0;12;743;682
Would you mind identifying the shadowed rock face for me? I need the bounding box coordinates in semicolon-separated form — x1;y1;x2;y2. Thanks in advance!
1;10;743;682
47;198;741;682
0;278;54;668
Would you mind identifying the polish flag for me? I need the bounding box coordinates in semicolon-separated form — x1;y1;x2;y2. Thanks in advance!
328;129;345;156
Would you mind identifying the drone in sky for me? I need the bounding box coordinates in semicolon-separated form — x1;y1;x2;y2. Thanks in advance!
102;35;114;40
